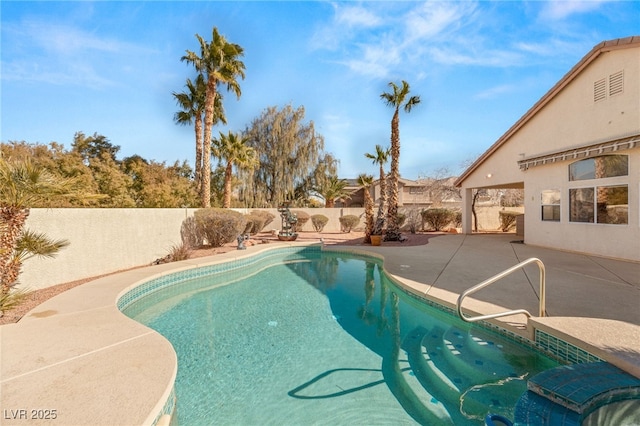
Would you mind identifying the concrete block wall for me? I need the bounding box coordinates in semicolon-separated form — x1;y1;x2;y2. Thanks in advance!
20;207;365;290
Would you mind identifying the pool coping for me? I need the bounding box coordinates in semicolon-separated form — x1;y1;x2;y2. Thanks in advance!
1;241;638;425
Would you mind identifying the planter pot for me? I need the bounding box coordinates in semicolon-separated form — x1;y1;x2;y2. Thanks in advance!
370;235;382;246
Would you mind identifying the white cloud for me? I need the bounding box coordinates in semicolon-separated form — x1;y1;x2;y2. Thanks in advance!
540;0;612;20
473;84;517;100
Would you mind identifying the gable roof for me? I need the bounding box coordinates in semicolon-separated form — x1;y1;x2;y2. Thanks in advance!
455;36;640;188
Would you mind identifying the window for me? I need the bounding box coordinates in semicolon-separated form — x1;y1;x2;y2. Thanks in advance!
569;155;628;181
570;185;628;224
541;190;560;221
570;188;594;222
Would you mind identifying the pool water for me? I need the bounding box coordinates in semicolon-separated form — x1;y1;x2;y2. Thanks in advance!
125;250;559;425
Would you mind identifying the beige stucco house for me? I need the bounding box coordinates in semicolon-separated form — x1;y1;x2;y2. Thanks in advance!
455;36;639;262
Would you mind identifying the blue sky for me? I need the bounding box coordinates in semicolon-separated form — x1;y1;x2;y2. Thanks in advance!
2;1;639;180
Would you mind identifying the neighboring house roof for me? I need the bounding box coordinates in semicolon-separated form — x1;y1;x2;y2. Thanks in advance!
455;35;640;188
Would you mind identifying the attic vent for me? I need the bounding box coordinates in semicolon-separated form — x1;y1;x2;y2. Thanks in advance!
594;78;606;102
609;70;624;96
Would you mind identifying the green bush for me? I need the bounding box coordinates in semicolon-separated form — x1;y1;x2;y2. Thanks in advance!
339;214;360;232
499;210;520;232
291;210;310;232
194;208;247;247
311;214;329;232
251;210;275;229
453;211;462;228
421;208;456;231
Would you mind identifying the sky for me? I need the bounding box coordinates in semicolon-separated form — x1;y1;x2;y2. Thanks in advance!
2;1;639;180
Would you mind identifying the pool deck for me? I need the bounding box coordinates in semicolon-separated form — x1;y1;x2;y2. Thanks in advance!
1;233;638;425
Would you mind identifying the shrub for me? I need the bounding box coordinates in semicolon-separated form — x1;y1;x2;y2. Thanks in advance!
453;210;463;228
251;210;275;229
244;213;267;235
194;208;247;247
339;215;360;232
499;210;520;232
169;242;192;261
180;216;202;248
311;214;329;232
291;210;310;232
421;208;456;231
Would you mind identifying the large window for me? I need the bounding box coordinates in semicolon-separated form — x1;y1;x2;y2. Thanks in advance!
569;155;628;181
570;186;628;224
541;189;560;221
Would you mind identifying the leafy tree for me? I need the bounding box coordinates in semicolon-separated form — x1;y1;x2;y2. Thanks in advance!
0;157;73;313
357;173;374;243
211;131;258;208
72;131;120;164
365;144;389;235
380;80;420;241
241;104;329;207
181;27;245;208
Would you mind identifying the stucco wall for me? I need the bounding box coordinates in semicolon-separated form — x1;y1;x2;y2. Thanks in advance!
20;208;365;290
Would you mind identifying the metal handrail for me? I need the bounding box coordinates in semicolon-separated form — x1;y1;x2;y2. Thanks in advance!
456;257;546;323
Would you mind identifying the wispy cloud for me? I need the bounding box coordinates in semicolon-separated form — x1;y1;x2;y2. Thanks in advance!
539;0;613;20
473;83;517;100
2;19;152;89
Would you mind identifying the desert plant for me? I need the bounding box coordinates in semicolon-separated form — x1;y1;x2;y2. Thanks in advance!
453;210;463;228
339;215;360;232
180;216;202;248
421;208;456;231
170;242;192;261
291;210;310;232
311;214;329;232
251;210;275;229
404;208;422;234
499;210;520;232
244;213;266;235
194;208;246;247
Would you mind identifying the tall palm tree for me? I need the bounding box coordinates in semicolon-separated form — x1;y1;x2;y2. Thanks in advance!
365;144;390;235
380;80;420;241
357;173;374;243
0;158;72;312
181;27;245;207
211;131;258;208
173;76;227;202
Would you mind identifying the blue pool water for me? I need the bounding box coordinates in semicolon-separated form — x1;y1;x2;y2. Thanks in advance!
124;249;560;425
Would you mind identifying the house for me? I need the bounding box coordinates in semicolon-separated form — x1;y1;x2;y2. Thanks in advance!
455;36;639;261
338;177;460;208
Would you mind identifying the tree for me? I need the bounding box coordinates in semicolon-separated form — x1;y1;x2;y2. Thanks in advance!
315;176;351;208
181;27;245;208
240;104;329;207
380;80;420;241
0;157;73;313
365;144;390;235
211;131;258;208
357;173;374;243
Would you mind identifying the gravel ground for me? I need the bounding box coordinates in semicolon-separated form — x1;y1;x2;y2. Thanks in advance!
0;230;435;325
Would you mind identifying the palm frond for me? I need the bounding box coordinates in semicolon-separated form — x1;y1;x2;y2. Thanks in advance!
15;229;70;261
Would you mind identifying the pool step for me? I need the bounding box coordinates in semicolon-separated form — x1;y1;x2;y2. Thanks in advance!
514;362;640;425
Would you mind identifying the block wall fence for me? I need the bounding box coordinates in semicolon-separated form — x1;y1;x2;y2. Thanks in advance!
21;206;515;290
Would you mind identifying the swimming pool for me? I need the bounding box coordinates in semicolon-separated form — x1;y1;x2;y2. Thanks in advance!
123;248;560;425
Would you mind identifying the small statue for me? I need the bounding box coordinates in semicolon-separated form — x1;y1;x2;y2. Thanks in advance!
237;234;249;250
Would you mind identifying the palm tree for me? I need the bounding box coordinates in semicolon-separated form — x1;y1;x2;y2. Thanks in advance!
211;131;258;208
317;176;351;208
365;144;390;235
0;158;72;313
357;173;374;243
380;80;420;241
181;27;245;207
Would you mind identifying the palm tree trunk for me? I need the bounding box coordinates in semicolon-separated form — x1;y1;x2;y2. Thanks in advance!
223;162;233;208
0;207;29;294
194;115;204;198
201;79;218;208
364;188;374;244
386;109;401;241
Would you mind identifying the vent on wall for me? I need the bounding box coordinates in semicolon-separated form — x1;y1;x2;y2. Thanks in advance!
594;78;606;102
609;70;624;96
594;70;624;102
